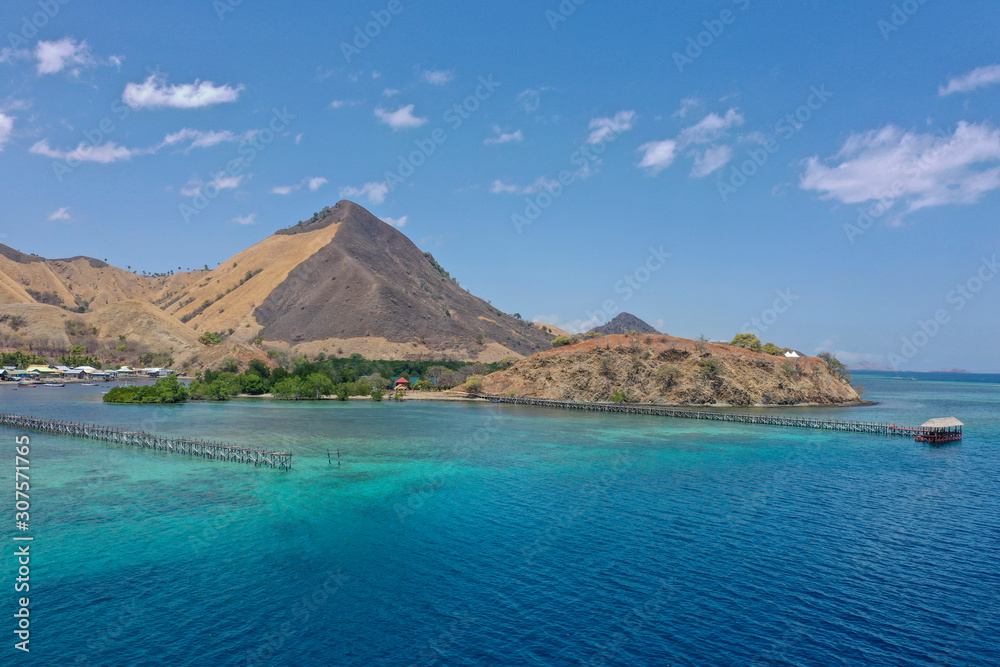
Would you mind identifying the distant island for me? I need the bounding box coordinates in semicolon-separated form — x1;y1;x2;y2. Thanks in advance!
849;363;971;373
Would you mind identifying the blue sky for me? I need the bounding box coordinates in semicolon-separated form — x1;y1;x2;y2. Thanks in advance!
1;0;999;370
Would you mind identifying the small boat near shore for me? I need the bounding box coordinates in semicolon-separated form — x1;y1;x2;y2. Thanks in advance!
43;383;66;388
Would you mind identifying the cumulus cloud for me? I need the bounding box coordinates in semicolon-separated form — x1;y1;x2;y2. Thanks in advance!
799;122;1000;217
690;145;733;177
340;181;390;204
587;110;636;145
374;104;428;130
231;213;256;225
637;139;678;174
35;38;94;75
308;176;327;191
636;108;744;176
939;64;1000;96
0;113;13;150
123;74;244;110
381;215;408;228
484;125;524;145
48;207;72;221
29;139;136;163
383;88;400;97
677;108;745;147
422;69;454;85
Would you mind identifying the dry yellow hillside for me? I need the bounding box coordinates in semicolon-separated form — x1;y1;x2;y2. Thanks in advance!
0;270;33;303
0;248;161;310
534;321;572;338
479;334;864;406
164;221;343;339
0;299;267;369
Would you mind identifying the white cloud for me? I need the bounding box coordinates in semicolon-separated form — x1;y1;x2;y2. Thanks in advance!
159;128;242;151
381;215;408;228
422;69;454;85
0;113;13;150
484;125;524;145
939;64;1000;96
48;207;72;221
690;145;733;177
35;38;94;75
587;110;636;145
800;122;1000;217
295;133;304;144
272;176;328;195
383;88;400;97
637;139;678;174
0;47;30;65
517;87;553;113
231;213;256;225
678;108;745;147
329;100;348;109
213;174;244;189
489;177;559;195
29;139;136;163
374;104;427;130
123;74;244;110
182;173;246;197
340;181;390;204
673;97;699;118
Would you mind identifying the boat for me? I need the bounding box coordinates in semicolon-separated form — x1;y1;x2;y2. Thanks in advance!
81;383;99;386
43;383;66;388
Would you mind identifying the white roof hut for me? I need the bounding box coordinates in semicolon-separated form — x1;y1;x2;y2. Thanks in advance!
920;417;964;429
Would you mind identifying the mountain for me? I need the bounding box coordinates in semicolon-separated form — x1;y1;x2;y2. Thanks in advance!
847;362;895;371
478;334;863;406
587;312;660;336
0;201;554;367
0;243;186;310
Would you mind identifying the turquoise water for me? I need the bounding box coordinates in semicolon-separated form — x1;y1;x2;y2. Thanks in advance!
2;373;998;665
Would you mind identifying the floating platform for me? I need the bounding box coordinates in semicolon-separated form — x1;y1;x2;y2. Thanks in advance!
0;413;292;469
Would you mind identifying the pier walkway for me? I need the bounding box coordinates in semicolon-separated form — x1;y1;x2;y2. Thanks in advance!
476;395;942;439
0;413;292;470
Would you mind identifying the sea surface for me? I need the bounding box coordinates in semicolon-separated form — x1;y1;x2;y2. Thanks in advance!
1;372;998;666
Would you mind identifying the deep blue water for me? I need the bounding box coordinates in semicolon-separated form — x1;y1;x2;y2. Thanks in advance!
2;374;998;666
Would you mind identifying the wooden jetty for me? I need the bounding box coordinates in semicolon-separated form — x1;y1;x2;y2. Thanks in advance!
477;395;960;441
0;413;292;469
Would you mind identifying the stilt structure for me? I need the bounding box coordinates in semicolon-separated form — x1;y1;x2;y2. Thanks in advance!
477;395;961;441
0;413;292;470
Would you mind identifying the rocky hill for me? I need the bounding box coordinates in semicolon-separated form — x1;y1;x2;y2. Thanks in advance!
587;312;660;336
0;201;554;367
477;334;863;407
